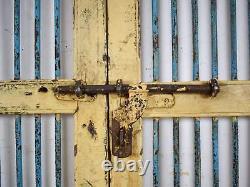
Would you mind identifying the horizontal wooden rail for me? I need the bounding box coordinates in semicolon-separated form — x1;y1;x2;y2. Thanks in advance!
0;80;77;114
0;80;249;117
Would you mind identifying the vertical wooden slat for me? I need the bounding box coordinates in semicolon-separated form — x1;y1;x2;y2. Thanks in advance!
34;0;41;186
230;0;239;186
55;115;61;187
74;0;108;186
192;1;200;186
153;119;159;186
171;0;180;186
152;0;160;186
0;149;1;187
14;0;23;186
249;0;250;64
54;0;61;186
108;0;141;186
211;0;219;186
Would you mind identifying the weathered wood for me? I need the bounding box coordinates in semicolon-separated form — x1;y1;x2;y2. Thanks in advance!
108;0;142;186
0;80;76;114
0;80;249;118
143;81;250;117
73;0;109;186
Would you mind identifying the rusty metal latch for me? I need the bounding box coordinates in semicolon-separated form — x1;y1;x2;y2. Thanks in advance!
54;79;219;158
54;79;219;97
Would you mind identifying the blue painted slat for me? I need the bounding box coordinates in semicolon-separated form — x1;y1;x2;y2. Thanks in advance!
212;118;219;186
211;0;219;186
15;116;23;187
230;0;237;81
55;0;61;79
192;0;199;81
173;118;179;186
230;1;239;186
35;116;41;187
55;115;61;187
0;147;1;187
14;0;21;81
34;0;42;186
191;1;201;186
171;0;178;82
14;1;23;186
153;119;160;187
232;116;239;187
54;0;61;186
152;0;160;82
152;0;160;186
171;0;180;186
249;0;250;64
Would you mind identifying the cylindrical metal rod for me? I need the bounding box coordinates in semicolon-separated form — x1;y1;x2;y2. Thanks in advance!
55;79;219;97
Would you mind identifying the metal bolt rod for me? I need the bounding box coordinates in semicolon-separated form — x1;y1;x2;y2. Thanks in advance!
55;79;219;97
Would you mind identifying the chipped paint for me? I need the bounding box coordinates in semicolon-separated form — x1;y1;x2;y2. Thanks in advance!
87;120;97;139
74;145;78;157
171;0;180;186
230;1;239;186
113;93;147;128
192;0;201;186
211;1;219;186
152;0;160;185
14;1;23;186
38;86;48;93
147;94;175;108
112;90;147;158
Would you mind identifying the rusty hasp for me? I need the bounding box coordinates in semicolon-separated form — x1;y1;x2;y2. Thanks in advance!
54;78;220;98
112;87;148;158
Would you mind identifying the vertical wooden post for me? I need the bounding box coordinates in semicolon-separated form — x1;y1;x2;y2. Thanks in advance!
73;0;109;186
108;0;142;186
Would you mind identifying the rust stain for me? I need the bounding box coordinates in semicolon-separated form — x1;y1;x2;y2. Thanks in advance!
24;91;32;96
83;179;93;187
38;86;48;93
74;144;78;156
87;120;97;139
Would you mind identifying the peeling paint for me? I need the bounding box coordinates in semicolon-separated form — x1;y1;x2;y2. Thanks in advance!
74;145;78;157
87;120;97;139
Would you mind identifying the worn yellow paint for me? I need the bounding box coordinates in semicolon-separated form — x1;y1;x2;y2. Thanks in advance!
0;80;249;118
0;80;76;114
73;0;109;186
108;0;142;186
143;80;250;117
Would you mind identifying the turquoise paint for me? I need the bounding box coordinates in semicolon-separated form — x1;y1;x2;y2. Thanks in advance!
152;0;160;186
211;1;219;186
54;1;61;186
191;1;201;186
230;1;239;186
171;0;180;186
14;0;23;186
35;0;42;186
153;119;160;187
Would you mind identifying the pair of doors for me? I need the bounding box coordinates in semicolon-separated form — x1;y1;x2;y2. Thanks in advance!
1;0;249;186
